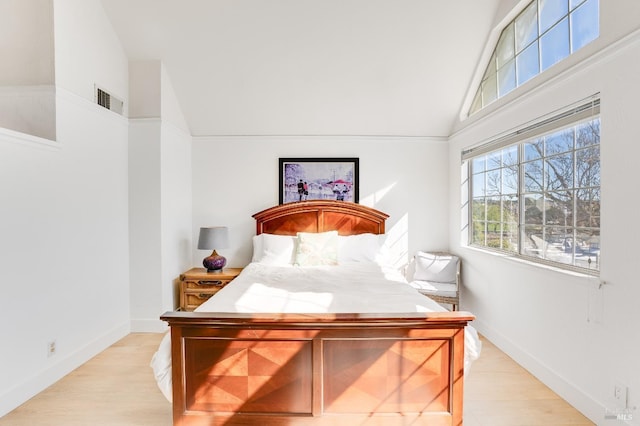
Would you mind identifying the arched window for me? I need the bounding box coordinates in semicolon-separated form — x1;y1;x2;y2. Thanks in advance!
469;0;599;115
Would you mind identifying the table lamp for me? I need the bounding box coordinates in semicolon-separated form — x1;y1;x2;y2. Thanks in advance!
197;226;229;272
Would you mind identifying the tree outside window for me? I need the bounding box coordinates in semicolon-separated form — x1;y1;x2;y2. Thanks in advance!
470;117;600;272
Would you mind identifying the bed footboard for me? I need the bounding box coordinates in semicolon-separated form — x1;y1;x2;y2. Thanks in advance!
161;311;474;426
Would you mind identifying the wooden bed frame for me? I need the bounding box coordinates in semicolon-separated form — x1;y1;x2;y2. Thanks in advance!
161;200;474;425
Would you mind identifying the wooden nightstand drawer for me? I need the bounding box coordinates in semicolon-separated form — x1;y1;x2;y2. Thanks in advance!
183;291;219;310
183;279;232;290
179;267;243;311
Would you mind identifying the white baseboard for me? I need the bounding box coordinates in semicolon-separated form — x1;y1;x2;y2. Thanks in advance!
473;318;615;425
130;318;168;333
0;322;130;418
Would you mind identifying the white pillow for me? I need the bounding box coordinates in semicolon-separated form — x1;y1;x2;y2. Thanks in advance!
252;233;297;265
294;231;339;266
376;234;392;265
413;251;458;283
338;233;382;263
251;234;264;262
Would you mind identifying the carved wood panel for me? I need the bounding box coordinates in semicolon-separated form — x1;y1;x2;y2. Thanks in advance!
253;200;388;236
184;339;313;413
323;339;450;414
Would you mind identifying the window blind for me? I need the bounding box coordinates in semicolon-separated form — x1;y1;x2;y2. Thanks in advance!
461;94;600;161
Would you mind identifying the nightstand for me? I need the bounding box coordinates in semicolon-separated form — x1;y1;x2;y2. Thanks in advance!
179;267;243;311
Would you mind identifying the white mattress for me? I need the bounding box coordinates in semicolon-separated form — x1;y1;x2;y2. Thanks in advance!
151;262;482;402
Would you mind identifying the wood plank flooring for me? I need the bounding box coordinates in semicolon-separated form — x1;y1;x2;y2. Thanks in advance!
0;333;594;425
464;336;594;426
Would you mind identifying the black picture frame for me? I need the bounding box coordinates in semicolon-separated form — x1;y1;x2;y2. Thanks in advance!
279;157;359;204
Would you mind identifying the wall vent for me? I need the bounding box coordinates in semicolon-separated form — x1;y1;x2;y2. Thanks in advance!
95;86;124;115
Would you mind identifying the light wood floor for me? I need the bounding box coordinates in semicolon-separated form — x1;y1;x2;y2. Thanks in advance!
463;337;594;426
0;333;594;426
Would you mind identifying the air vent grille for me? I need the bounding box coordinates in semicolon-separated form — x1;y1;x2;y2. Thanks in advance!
95;87;124;115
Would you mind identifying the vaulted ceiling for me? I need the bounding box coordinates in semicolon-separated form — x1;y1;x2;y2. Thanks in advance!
100;0;502;137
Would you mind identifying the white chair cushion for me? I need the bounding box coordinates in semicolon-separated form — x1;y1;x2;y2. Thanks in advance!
413;251;458;283
409;280;458;298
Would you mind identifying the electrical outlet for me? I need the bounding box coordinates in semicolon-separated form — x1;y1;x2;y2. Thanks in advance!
47;340;56;357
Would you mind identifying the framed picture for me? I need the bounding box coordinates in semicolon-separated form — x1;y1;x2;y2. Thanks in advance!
279;157;359;204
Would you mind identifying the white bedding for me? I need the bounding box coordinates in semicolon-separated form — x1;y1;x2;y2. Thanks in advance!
201;262;446;313
151;262;482;402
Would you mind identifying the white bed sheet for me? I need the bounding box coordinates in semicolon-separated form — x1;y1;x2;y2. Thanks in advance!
201;262;446;313
151;262;482;402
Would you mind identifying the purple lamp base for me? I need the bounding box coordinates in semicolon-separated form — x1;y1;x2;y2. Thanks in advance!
202;250;226;272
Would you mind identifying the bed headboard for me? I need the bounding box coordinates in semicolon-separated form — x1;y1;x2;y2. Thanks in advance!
252;201;389;236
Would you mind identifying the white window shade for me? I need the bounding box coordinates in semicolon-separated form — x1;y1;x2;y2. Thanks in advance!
462;95;600;162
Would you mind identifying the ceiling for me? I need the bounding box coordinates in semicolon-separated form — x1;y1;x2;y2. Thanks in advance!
100;0;501;137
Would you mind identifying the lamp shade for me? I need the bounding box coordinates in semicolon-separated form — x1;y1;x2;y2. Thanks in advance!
197;227;229;250
197;227;229;272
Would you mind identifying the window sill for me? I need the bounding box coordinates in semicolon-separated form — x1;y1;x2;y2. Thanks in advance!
462;245;599;278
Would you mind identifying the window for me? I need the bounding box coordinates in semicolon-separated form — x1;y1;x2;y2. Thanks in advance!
467;100;600;273
470;0;599;114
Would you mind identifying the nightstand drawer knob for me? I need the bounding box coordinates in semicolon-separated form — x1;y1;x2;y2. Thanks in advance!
198;293;213;299
197;280;223;286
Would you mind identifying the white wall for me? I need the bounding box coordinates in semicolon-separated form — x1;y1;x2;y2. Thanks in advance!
159;121;192;315
128;119;163;328
0;0;130;417
191;136;449;269
0;92;130;417
449;2;640;423
0;86;56;141
129;62;192;331
0;0;55;86
129;61;161;119
160;63;190;134
0;0;56;140
54;0;129;113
